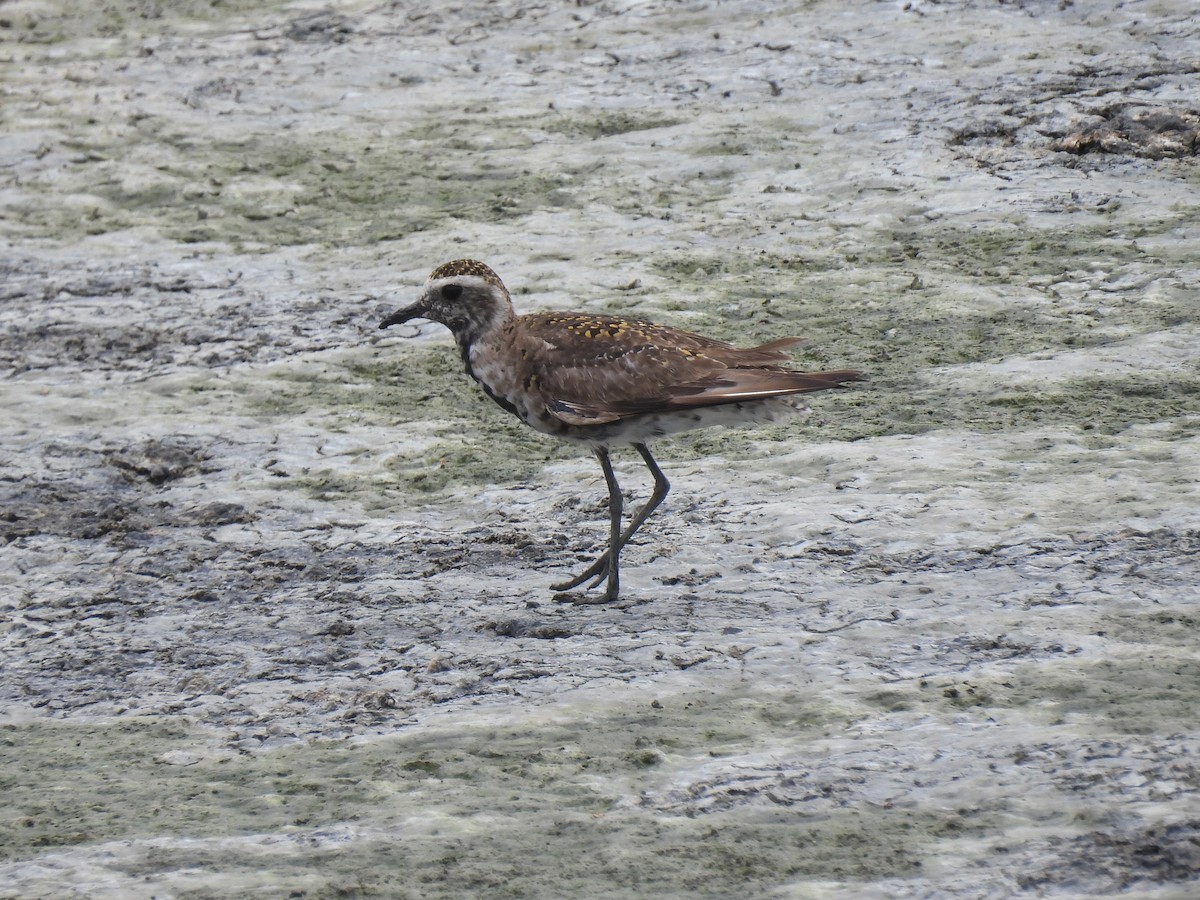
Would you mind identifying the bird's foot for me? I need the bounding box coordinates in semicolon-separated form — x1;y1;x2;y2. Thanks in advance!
551;589;625;606
551;556;622;604
550;555;610;593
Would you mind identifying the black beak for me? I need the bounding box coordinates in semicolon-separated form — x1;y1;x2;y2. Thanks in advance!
378;297;430;330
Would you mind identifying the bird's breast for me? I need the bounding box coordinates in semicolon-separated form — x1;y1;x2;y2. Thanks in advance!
465;340;563;434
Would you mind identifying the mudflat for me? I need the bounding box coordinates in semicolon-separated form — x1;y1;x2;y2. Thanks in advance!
2;2;1197;896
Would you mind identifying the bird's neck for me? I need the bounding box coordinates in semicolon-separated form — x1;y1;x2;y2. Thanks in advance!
454;304;514;376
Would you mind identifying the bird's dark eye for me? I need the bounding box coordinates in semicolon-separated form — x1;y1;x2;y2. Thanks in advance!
442;284;463;300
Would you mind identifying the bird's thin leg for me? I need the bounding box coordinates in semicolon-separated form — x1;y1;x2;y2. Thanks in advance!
552;443;671;596
588;443;670;590
598;447;623;601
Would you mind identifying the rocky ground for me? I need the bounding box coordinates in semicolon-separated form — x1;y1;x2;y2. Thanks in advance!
1;0;1198;897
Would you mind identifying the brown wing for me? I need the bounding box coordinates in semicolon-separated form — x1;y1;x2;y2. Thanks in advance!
547;369;863;424
510;312;860;426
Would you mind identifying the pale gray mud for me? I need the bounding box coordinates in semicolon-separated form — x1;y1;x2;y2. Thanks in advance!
1;1;1198;897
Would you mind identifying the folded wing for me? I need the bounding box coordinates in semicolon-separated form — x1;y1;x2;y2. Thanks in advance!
512;314;862;427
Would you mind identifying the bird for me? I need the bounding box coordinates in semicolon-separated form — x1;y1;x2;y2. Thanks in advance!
378;259;862;603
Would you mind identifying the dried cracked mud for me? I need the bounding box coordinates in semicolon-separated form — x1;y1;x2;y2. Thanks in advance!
1;1;1198;897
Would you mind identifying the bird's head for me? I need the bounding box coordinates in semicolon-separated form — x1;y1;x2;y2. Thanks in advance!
379;259;514;347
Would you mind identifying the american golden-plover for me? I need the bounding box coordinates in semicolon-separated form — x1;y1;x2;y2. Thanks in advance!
379;259;862;602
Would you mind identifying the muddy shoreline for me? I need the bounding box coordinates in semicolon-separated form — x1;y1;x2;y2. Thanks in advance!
2;1;1199;896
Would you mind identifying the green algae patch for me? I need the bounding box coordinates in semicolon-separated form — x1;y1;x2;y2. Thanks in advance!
872;654;1200;737
0;0;290;49
1023;656;1200;734
971;375;1200;436
820;369;1200;445
648;213;1198;361
0;719;224;854
4;126;575;250
0;690;960;896
242;347;579;497
1104;609;1200;646
542;111;685;140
